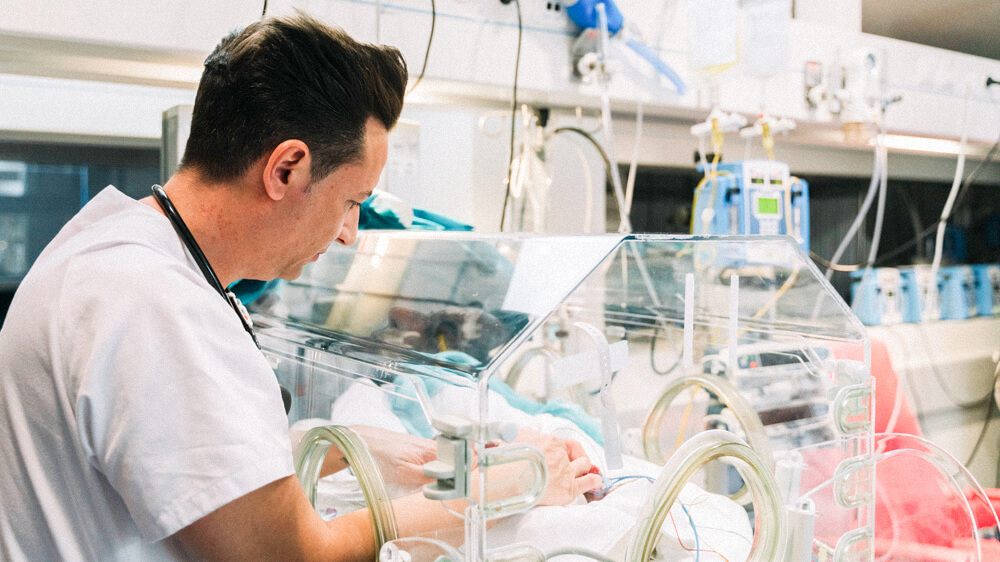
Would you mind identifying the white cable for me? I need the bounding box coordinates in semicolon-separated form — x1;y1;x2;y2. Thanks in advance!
852;144;888;313
870;144;888;264
595;3;632;233
624;100;644;215
811;136;882;320
823;139;882;281
929;84;972;295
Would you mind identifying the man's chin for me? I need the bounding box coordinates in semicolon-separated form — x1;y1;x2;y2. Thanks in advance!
276;265;306;282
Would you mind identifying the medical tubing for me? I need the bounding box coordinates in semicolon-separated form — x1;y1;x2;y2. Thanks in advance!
641;374;773;506
499;0;523;231
548;128;614;189
648;324;682;375
596;3;632;233
852;144;888;314
680;504;700;562
823;140;882;281
624;100;643;215
869;144;888;267
543;548;615;562
625;430;787;562
872;128;1000;266
930;84;972;292
379;538;463;561
293;425;399;547
548;127;626;230
624;39;687;96
405;0;435;94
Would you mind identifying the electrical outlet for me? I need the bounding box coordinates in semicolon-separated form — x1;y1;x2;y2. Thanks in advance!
541;0;565;23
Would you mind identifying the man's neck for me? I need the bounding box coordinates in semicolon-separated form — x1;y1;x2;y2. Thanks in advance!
141;169;264;288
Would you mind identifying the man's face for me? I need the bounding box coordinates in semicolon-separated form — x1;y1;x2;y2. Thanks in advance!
274;117;388;280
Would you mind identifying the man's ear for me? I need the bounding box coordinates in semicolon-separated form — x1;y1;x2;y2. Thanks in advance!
262;140;311;201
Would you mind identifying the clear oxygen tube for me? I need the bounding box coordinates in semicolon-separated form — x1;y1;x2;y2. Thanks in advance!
626;430;788;562
294;425;399;548
641;373;774;506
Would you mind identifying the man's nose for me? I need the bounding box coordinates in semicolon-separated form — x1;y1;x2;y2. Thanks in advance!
336;207;359;246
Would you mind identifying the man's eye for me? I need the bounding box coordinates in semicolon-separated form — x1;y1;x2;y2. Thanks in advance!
349;201;360;209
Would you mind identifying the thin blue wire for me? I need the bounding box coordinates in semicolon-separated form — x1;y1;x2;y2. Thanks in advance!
681;504;700;562
609;475;655;484
610;476;699;560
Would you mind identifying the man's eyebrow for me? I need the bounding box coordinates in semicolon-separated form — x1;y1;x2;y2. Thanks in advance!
361;191;373;200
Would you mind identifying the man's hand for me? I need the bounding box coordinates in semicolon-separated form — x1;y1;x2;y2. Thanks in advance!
350;425;436;493
516;429;602;506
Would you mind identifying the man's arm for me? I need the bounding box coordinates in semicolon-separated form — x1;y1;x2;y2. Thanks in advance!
175;431;602;560
176;475;375;561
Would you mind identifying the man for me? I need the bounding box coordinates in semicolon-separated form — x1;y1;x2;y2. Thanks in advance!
0;14;601;561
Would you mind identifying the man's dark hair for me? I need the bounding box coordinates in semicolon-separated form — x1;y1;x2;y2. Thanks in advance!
181;14;407;184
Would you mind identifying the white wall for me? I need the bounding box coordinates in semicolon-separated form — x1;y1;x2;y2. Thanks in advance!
4;0;1000;143
2;0;1000;232
0;0;258;53
0;74;194;140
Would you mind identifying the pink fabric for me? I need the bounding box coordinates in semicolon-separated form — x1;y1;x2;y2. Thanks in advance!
832;338;922;437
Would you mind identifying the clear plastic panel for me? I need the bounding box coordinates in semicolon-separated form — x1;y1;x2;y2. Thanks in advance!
251;232;872;561
791;434;999;561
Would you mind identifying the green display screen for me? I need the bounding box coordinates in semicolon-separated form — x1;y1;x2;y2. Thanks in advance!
758;197;779;215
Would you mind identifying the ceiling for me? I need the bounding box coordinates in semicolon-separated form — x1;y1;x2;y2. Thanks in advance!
862;0;1000;61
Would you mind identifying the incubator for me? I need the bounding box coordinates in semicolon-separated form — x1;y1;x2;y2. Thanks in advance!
249;232;996;561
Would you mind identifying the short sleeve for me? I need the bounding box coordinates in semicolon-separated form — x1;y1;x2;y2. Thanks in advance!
60;245;294;542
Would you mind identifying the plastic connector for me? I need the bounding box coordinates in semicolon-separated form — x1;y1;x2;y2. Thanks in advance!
988;76;999;89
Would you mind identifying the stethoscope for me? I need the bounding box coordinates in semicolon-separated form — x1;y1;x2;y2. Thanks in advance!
151;185;292;413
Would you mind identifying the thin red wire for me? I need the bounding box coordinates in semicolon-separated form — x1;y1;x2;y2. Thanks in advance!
667;511;732;562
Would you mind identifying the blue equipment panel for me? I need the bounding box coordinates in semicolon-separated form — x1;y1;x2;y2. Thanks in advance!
972;264;1000;317
691;160;810;252
939;266;977;321
850;268;903;326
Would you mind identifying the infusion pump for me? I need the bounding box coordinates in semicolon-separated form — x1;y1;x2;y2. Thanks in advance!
692;160;810;252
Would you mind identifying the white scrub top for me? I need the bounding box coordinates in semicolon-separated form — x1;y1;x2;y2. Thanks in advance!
0;187;294;560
